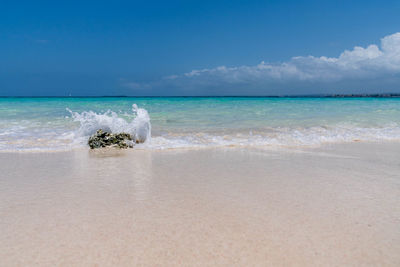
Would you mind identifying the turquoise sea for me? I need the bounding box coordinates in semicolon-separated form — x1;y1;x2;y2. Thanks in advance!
1;97;400;151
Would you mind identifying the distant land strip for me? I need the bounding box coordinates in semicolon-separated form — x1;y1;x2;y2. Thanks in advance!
1;94;400;98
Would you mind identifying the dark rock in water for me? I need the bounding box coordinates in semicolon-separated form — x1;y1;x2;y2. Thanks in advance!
88;129;134;149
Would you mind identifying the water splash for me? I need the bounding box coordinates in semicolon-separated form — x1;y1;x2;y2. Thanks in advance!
2;98;400;151
67;104;151;144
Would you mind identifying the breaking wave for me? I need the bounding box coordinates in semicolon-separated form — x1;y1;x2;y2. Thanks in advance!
1;102;400;151
65;103;400;149
67;104;151;145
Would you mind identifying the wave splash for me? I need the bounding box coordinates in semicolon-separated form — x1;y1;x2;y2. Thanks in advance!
64;104;400;150
68;104;151;144
2;102;400;151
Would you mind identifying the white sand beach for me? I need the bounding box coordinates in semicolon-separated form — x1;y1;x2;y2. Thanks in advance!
1;142;400;266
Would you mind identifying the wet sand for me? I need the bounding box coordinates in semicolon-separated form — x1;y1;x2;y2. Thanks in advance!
1;142;400;266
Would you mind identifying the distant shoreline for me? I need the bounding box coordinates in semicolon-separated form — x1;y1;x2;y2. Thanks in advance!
1;94;400;98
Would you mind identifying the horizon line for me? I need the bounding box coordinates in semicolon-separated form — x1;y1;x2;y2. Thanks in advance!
1;93;400;98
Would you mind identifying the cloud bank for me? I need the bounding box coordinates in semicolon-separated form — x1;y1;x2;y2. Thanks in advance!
124;32;400;95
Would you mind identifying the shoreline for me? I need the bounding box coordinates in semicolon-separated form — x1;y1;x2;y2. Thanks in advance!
1;139;400;154
1;142;400;265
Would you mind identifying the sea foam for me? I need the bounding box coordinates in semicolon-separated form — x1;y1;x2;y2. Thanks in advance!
2;99;400;151
67;104;151;144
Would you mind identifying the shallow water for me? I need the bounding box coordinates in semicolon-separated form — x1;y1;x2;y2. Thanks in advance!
1;97;400;150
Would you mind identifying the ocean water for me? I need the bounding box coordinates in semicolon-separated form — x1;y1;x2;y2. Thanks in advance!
1;97;400;151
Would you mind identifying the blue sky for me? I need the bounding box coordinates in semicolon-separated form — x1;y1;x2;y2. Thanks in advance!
1;0;400;96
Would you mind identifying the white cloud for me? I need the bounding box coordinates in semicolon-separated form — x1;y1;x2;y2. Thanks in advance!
176;32;400;82
123;32;400;94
